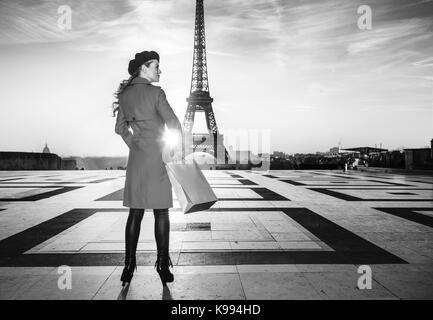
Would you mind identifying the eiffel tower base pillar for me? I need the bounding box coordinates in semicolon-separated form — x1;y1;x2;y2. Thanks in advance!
182;133;237;169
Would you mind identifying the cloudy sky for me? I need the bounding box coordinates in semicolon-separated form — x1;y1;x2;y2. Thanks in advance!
0;0;432;157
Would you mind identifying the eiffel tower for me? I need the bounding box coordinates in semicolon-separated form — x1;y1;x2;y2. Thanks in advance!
183;0;230;164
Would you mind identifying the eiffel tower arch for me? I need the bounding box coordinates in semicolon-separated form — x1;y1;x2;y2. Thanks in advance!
183;0;230;166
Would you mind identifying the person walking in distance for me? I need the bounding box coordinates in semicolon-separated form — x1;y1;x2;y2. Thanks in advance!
113;51;182;286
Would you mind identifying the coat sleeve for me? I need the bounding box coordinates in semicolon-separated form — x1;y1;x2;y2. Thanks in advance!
114;106;133;148
156;89;182;132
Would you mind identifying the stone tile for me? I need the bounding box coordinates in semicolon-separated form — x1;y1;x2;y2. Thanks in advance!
169;273;245;300
230;241;280;250
377;241;433;263
212;230;266;241
271;232;312;241
210;213;253;223
373;270;433;299
303;271;397;299
240;272;322;299
93;267;164;300
0;188;57;198
236;264;299;273
174;265;237;274
17;266;116;300
214;188;261;198
367;264;427;274
242;201;275;207
254;211;287;221
259;220;301;233
182;241;231;250
218;201;246;207
81;242;124;251
278;241;322;250
294;264;358;273
173;231;212;241
211;222;256;231
411;264;433;272
0;267;56;300
80;241;179;252
32;212;121;253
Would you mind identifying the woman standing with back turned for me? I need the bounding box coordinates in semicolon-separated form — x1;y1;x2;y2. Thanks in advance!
113;51;182;287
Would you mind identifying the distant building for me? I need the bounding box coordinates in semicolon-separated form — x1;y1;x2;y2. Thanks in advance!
342;146;388;155
42;143;51;154
60;158;78;170
404;139;433;170
346;140;433;171
329;147;339;155
0;152;77;170
272;151;286;159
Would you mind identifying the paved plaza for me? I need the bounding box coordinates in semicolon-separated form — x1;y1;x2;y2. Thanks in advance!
0;169;432;300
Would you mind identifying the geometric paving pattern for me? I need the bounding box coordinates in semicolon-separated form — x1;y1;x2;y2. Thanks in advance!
96;186;289;201
1;169;433;299
0;186;82;201
308;188;433;201
374;207;433;228
0;207;405;267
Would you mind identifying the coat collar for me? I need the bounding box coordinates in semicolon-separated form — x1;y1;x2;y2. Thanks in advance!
131;77;151;85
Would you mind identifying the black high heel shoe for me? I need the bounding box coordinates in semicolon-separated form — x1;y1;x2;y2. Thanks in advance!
120;260;137;286
155;251;174;286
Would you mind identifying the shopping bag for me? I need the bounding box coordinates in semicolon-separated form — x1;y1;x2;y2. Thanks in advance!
166;160;218;214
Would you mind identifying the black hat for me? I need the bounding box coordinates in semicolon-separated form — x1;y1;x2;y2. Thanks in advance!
128;51;160;75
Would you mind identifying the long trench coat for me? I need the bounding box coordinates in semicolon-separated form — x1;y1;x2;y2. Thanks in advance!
115;77;182;209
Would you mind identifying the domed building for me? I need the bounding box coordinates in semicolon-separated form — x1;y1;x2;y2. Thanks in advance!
0;142;78;170
42;143;51;154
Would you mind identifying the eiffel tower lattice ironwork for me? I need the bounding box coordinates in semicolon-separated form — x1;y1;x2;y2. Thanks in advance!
183;0;230;163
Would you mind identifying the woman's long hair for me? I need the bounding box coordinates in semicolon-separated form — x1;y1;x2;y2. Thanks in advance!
112;61;154;116
112;69;139;116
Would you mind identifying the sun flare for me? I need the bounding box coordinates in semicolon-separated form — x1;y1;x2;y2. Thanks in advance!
163;129;180;147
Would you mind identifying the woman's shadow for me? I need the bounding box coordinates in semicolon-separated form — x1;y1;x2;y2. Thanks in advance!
117;283;173;300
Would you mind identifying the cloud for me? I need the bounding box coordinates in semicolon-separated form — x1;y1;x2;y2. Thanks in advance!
0;0;134;45
0;0;432;155
347;19;430;55
412;56;433;67
2;0;432;68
